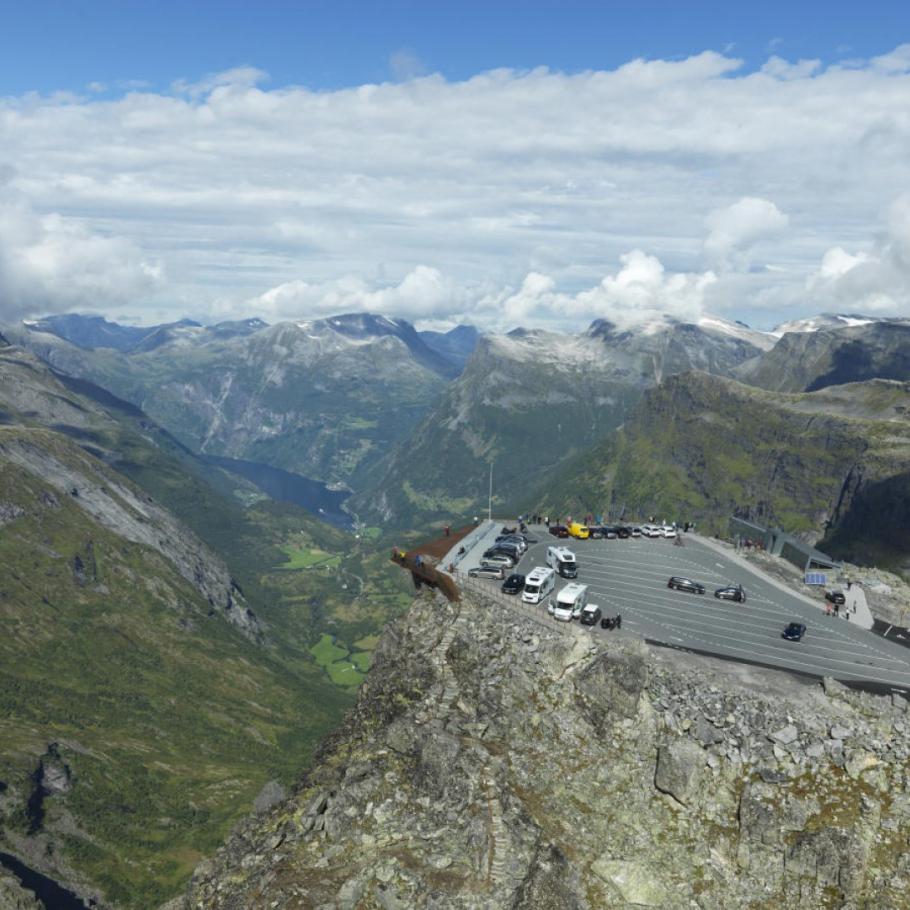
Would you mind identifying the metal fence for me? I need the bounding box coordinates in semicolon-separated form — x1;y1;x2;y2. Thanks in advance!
440;519;495;570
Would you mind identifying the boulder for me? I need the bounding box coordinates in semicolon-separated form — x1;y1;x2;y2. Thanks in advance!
574;642;649;729
654;739;705;805
591;858;667;906
252;779;287;813
769;724;798;745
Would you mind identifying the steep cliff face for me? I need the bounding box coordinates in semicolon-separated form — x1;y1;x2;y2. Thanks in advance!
186;590;910;909
737;322;910;394
536;372;910;573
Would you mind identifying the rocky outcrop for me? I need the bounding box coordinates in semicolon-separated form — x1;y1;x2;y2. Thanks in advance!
0;428;261;640
185;590;910;909
0;870;41;910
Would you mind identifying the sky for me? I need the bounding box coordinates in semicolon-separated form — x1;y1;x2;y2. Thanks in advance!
1;0;910;332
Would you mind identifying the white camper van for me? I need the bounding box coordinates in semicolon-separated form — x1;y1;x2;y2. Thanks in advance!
522;566;555;604
547;582;588;621
546;545;578;579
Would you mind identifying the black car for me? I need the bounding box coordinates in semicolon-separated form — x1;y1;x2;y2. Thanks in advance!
715;585;746;603
495;534;528;549
824;590;846;606
579;604;602;626
484;544;521;561
668;576;706;595
501;573;526;595
615;526;632;539
782;622;807;641
548;525;569;538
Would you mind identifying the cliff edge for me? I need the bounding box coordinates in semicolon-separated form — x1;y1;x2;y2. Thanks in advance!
185;590;910;909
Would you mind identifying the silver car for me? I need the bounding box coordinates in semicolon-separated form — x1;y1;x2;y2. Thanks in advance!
469;565;505;579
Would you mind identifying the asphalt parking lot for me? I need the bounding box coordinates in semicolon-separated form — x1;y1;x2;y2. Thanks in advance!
463;524;910;692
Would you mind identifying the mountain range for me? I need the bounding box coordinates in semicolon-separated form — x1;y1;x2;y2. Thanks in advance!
7;314;480;491
4;305;910;904
11;310;910;550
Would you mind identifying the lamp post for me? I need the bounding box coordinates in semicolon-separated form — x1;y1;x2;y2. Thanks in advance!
488;461;493;522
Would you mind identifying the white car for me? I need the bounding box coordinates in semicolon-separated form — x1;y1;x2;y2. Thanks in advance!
547;599;575;622
661;525;677;539
642;524;662;538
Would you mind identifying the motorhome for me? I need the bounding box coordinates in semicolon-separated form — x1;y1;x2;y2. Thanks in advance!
547;582;588;621
522;566;555;604
546;545;578;578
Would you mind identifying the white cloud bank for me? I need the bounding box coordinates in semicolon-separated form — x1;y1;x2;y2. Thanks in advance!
251;250;716;332
0;190;161;319
807;194;910;312
3;46;910;328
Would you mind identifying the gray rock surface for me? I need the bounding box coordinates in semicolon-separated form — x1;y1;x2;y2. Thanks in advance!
654;739;705;805
184;589;910;909
0;870;41;910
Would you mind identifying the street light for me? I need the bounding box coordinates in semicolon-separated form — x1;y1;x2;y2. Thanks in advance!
488;461;493;522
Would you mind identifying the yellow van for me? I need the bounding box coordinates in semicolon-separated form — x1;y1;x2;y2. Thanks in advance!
568;522;590;540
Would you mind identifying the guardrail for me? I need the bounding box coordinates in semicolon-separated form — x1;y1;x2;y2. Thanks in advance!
440;519;495;569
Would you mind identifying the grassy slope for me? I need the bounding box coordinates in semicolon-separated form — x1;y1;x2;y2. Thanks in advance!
0;355;414;906
0;451;352;908
352;349;642;529
531;373;910;571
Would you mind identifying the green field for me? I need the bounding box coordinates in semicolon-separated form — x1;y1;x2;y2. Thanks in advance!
279;543;342;570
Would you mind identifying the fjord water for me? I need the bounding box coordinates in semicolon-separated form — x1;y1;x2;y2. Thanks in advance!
202;454;353;529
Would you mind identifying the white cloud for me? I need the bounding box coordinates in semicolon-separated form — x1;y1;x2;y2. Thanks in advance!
2;49;910;328
805;194;910;313
389;49;428;82
760;57;821;80
704;197;789;270
251;251;715;333
0;191;161;320
254;265;465;322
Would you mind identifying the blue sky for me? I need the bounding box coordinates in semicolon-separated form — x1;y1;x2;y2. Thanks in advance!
3;0;903;95
1;2;909;332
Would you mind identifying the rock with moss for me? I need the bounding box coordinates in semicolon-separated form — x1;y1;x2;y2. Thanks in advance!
184;589;910;909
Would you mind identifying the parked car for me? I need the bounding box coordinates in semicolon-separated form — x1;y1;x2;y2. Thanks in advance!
825;589;846;606
469;565;505;579
501;573;526;595
630;526;642;538
484;544;520;561
616;526;632;539
579;603;603;626
642;524;662;538
715;585;746;603
548;524;569;538
480;553;516;569
495;535;527;552
667;576;706;595
661;525;677;539
782;622;807;641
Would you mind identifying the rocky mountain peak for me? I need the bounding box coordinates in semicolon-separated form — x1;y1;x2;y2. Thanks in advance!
186;589;910;909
